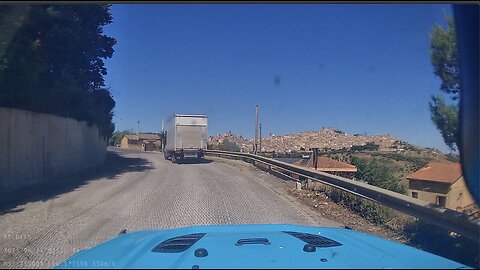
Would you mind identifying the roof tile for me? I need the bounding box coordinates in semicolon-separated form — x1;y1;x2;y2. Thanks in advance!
406;162;462;184
294;157;357;172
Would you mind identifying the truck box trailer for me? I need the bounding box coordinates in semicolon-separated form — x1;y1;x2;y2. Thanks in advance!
164;114;208;162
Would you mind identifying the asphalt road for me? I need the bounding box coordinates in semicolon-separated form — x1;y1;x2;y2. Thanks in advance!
0;147;339;269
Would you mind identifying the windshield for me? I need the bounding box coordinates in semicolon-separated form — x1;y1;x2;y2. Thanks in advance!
0;3;478;269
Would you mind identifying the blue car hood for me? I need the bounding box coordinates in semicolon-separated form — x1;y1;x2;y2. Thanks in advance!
55;224;470;269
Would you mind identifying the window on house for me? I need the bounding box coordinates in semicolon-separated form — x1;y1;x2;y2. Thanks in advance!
412;192;418;199
436;196;447;207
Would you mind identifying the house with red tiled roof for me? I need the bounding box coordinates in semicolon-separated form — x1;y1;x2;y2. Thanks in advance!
407;162;478;214
275;156;357;179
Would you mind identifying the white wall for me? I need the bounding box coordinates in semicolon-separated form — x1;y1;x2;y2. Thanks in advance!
0;107;107;194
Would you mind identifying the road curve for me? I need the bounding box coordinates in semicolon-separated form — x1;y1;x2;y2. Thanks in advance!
0;147;338;269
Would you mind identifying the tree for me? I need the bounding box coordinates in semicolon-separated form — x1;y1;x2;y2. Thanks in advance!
208;140;241;152
429;15;459;151
350;142;379;152
0;5;116;137
109;130;133;146
219;139;240;152
351;157;406;194
207;143;217;150
430;97;459;151
445;153;460;162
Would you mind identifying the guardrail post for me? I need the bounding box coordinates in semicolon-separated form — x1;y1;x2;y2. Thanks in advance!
295;182;302;190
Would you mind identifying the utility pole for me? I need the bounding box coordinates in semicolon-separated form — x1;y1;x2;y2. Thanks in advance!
311;147;319;170
254;105;259;154
161;117;164;133
161;117;165;151
137;120;140;134
259;123;262;154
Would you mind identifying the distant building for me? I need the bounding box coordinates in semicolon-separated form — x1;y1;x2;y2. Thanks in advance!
294;156;357;178
275;156;357;179
121;133;161;151
406;162;478;214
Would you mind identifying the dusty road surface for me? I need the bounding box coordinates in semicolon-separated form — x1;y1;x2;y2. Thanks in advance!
0;147;340;269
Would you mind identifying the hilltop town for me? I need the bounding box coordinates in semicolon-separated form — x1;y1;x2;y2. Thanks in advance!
208;128;422;154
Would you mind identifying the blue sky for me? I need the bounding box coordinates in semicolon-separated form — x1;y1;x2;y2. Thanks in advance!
103;4;454;153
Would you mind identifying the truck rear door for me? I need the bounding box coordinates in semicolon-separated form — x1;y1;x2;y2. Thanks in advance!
176;125;205;149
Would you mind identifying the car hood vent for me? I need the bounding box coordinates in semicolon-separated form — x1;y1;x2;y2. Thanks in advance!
283;231;342;248
151;233;206;253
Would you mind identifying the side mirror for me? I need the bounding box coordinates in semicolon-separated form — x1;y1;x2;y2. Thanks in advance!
454;5;479;205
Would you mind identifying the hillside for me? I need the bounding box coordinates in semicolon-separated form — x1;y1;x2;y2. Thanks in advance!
208;129;455;188
259;128;398;152
208;128;441;155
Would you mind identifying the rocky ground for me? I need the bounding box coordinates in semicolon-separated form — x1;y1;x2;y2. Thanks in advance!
288;188;411;243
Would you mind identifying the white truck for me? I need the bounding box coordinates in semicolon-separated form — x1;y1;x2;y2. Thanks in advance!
164;114;208;162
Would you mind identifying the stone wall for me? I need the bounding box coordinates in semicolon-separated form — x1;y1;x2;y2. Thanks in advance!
0;107;107;195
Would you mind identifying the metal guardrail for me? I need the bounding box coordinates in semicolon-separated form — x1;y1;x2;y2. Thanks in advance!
205;149;480;242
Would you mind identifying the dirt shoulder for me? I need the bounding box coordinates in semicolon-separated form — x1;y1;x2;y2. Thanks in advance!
207;156;479;268
207;156;408;243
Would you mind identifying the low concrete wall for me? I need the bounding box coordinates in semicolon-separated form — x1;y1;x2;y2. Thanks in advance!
0;107;107;195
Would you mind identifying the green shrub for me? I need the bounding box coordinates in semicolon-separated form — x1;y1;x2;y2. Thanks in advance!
351;157;406;194
404;220;479;268
317;185;396;224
